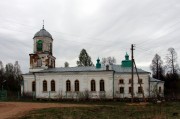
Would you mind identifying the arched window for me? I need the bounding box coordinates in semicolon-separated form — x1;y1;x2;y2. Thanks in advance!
32;81;36;92
100;80;105;91
75;80;79;91
119;79;124;84
37;40;43;51
159;87;162;93
91;80;96;91
120;87;124;93
51;80;55;91
43;80;47;91
50;43;52;53
66;80;71;91
129;87;132;93
138;79;143;84
37;59;42;67
138;86;143;93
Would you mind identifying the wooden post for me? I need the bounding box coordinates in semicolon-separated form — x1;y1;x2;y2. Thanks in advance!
131;44;134;103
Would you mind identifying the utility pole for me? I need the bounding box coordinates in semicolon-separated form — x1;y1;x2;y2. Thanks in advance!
131;44;134;103
134;60;145;102
131;44;145;102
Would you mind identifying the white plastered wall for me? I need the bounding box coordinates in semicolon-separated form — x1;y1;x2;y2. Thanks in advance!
114;73;150;98
23;71;114;99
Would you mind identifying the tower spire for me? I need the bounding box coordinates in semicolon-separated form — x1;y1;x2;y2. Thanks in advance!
42;20;44;29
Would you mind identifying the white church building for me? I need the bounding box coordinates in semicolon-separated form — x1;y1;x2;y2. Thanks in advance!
22;26;164;99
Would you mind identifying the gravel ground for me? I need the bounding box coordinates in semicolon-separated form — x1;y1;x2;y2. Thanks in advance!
0;102;91;119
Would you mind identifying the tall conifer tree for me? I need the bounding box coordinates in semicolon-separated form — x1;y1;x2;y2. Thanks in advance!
77;49;94;66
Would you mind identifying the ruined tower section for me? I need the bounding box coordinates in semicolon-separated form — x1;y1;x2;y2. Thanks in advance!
29;26;56;72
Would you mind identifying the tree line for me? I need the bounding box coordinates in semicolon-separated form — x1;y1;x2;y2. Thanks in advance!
150;47;180;98
0;61;22;92
69;48;180;98
64;48;116;67
1;48;179;98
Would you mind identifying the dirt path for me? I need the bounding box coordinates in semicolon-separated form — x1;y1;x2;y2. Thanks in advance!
0;102;92;119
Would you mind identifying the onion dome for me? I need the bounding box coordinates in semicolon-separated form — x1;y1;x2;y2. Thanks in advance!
121;52;132;67
125;52;129;60
33;26;53;39
96;57;101;69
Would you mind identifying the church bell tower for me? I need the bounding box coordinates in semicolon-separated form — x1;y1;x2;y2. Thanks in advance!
29;25;56;72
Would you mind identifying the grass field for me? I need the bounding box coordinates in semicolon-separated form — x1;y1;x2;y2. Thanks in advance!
20;101;180;119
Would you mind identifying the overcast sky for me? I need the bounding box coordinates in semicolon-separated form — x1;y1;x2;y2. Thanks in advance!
0;0;180;73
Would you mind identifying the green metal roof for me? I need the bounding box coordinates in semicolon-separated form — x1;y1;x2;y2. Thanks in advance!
121;52;132;67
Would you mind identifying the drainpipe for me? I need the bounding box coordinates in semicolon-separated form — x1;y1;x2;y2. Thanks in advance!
148;74;150;98
113;71;115;99
157;82;159;96
33;73;36;99
22;79;24;96
49;91;50;99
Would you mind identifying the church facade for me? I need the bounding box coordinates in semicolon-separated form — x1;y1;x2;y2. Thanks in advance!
22;27;164;99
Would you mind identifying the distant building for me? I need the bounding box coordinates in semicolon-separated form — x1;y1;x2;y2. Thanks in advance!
22;26;164;99
150;78;164;98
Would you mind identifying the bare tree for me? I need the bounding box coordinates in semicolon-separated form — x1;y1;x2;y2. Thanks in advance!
164;48;180;98
0;61;4;70
150;54;164;79
0;61;5;86
0;61;4;75
165;47;179;74
64;62;69;67
14;61;23;90
101;58;106;65
14;61;22;78
101;56;116;65
5;63;14;75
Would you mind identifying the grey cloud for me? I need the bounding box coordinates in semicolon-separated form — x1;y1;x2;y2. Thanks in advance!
0;0;180;73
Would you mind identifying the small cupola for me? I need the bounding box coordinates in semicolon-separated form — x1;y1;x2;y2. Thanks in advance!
96;58;101;69
125;52;129;60
121;52;132;67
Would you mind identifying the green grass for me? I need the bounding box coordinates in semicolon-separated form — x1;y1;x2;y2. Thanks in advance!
20;102;180;119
